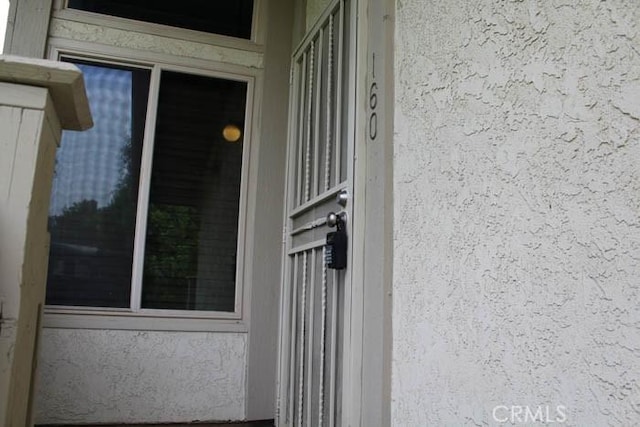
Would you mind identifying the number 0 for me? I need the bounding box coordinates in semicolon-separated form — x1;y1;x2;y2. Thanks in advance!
369;113;377;140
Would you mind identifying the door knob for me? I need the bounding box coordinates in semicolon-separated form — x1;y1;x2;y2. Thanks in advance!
327;211;346;228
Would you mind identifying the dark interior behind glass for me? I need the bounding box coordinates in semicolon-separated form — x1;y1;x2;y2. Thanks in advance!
68;0;254;39
141;71;247;312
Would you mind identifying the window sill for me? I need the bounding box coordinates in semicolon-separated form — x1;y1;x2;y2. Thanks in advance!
43;309;248;333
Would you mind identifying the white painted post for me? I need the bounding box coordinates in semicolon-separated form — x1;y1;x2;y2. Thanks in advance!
3;0;53;58
0;55;92;427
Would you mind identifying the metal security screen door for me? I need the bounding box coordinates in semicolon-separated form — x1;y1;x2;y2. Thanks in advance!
277;0;355;426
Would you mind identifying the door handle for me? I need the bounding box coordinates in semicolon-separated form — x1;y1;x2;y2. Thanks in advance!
326;211;347;228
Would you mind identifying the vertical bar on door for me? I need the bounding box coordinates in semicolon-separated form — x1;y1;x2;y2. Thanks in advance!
303;42;315;203
318;248;329;426
305;248;317;426
297;251;309;426
296;54;307;207
324;14;335;192
287;253;300;424
334;1;345;185
313;29;324;198
328;269;339;426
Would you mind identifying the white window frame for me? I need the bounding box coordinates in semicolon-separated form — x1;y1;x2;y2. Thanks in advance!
43;40;260;333
53;0;267;49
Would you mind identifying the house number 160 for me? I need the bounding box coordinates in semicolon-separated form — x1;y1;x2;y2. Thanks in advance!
369;53;378;141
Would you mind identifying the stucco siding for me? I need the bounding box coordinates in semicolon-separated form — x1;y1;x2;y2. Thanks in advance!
48;19;263;69
393;0;640;425
35;329;246;424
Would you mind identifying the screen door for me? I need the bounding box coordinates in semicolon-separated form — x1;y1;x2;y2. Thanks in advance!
276;0;356;426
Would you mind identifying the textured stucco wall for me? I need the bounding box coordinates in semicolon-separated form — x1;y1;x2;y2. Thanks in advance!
393;0;640;425
48;19;263;69
35;329;246;424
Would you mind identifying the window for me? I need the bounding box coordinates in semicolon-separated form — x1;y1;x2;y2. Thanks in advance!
47;60;149;308
47;57;249;315
66;0;255;39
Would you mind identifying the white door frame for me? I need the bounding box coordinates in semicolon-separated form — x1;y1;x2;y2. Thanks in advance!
337;0;394;425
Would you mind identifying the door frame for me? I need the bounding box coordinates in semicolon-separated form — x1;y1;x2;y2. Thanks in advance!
346;0;394;425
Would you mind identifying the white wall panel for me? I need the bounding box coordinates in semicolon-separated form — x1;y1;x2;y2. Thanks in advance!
393;0;640;425
35;329;246;424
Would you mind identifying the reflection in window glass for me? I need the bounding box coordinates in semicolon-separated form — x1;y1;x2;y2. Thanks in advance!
141;71;247;312
46;60;150;308
67;0;254;40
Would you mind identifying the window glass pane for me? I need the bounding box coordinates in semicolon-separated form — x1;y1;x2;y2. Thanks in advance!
142;71;247;312
46;60;151;308
67;0;254;40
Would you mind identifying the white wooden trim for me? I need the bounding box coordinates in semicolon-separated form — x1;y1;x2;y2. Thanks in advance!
251;0;267;46
0;82;50;110
130;64;160;313
236;75;258;318
42;312;248;333
342;0;395;425
0;83;62;144
3;0;53;58
47;38;261;79
44;306;242;320
0;55;92;130
341;0;363;424
275;41;301;426
2;0;18;53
